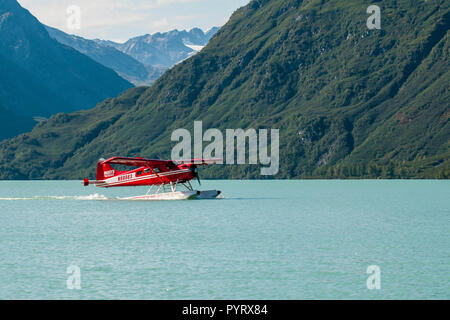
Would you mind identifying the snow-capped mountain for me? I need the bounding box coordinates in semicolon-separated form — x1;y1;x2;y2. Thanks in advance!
95;27;220;68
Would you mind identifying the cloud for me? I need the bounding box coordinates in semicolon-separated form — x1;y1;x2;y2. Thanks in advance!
151;17;169;29
156;0;200;4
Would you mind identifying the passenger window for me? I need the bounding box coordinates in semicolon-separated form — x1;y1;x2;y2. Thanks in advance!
136;170;143;176
153;168;161;173
144;168;151;174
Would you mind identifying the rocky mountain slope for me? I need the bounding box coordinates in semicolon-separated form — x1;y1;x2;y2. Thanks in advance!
45;26;165;86
0;0;132;139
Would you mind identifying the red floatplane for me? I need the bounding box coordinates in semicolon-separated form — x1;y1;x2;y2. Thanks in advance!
83;157;221;200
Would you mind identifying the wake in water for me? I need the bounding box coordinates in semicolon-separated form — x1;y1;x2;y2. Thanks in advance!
0;193;225;201
0;193;109;201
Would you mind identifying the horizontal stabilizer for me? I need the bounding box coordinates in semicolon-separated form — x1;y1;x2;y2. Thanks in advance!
83;179;105;187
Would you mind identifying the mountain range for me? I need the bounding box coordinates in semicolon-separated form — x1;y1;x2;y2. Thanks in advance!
0;0;133;140
46;26;219;86
0;0;448;179
0;0;218;141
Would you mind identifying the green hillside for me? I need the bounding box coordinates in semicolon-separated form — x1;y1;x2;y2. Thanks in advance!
0;0;449;179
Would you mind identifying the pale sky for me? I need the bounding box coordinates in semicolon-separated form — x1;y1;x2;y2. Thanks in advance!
17;0;250;42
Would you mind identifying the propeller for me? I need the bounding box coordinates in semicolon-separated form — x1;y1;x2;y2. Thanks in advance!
191;165;201;186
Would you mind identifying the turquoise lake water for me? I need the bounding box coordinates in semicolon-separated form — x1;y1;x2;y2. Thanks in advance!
0;180;448;299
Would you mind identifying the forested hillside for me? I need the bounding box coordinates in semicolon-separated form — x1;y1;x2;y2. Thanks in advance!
0;0;448;179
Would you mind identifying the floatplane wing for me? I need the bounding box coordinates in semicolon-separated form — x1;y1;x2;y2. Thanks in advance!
103;157;173;167
173;158;222;165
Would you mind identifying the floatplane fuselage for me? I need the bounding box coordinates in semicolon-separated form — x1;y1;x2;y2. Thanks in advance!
83;157;221;200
